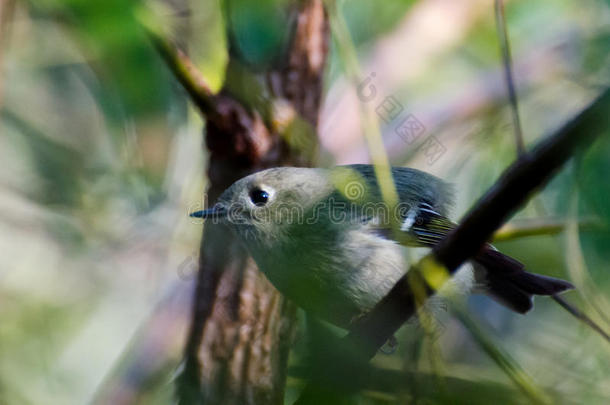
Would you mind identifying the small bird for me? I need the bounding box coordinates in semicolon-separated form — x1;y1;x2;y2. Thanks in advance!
191;165;573;328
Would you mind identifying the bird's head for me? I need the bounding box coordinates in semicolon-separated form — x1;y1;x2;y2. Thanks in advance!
190;167;335;247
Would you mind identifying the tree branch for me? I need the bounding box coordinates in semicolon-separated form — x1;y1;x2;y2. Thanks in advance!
295;88;610;403
492;217;601;242
551;295;610;342
164;1;331;404
141;20;218;118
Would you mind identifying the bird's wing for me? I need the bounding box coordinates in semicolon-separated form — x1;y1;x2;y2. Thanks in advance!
343;164;454;216
400;203;456;247
337;164;455;247
363;201;456;247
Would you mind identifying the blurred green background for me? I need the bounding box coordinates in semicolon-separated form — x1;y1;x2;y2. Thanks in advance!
1;0;609;404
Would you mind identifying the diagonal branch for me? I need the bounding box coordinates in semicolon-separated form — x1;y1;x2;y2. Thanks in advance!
142;20;218;118
492;217;601;242
551;294;610;342
295;88;610;403
433;89;608;272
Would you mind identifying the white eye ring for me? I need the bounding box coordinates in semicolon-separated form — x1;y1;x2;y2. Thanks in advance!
247;185;275;207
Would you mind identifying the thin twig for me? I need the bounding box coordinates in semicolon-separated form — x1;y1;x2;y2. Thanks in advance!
139;16;218;118
551;295;610;342
492;217;602;242
496;219;610;344
295;89;610;404
495;0;525;155
452;307;552;404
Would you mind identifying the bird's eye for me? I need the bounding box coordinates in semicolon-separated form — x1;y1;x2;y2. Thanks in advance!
249;188;269;206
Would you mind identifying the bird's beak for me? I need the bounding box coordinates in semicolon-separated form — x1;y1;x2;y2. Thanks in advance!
189;204;227;219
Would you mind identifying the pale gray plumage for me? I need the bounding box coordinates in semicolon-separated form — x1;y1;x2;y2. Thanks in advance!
192;165;573;328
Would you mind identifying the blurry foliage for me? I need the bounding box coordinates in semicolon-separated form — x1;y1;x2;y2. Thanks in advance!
2;108;85;206
224;0;293;70
147;0;228;90
28;0;173;118
0;0;609;404
580;134;610;225
576;134;610;287
341;0;415;47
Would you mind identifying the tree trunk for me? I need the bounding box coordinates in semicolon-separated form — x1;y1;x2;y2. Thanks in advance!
177;1;329;404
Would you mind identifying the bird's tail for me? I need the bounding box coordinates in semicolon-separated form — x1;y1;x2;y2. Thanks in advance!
474;246;574;314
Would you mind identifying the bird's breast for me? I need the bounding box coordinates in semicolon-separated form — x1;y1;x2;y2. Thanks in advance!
247;225;408;327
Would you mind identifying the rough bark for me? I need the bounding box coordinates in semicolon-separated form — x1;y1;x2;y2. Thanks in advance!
177;1;329;404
